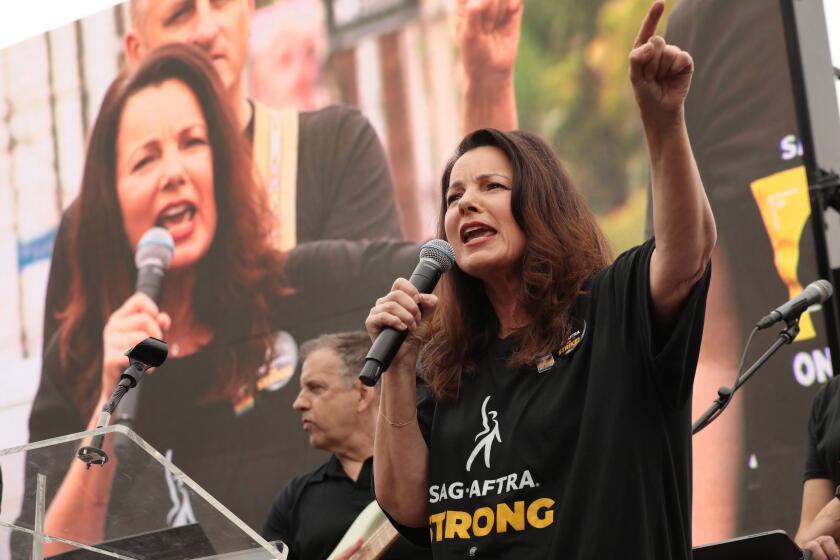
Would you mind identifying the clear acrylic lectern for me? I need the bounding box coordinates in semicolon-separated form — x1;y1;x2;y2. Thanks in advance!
0;425;287;559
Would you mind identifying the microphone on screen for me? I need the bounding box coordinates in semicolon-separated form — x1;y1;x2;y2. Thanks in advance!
114;227;175;428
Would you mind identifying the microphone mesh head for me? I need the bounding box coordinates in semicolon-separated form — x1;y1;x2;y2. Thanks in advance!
815;279;834;301
135;227;175;269
419;239;455;272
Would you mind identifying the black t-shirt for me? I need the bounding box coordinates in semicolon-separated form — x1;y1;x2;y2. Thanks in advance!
262;455;429;560
805;378;840;486
387;240;711;559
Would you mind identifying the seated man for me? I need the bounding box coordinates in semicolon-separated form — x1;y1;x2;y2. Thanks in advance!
262;331;429;559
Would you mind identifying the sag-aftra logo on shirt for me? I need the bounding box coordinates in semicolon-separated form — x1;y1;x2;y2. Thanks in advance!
427;395;556;542
466;396;502;471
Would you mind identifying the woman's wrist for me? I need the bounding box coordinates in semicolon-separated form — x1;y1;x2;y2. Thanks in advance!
389;345;420;375
462;76;518;132
640;106;687;141
381;355;419;416
380;407;417;429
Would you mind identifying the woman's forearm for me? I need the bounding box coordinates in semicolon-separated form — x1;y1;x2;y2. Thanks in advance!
43;398;117;556
462;75;518;134
373;356;429;527
647;114;715;272
646;114;716;326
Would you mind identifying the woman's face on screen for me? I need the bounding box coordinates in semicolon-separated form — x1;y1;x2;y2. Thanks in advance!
116;79;217;269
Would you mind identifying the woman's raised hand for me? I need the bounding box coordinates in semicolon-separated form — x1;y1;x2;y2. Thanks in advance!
455;0;523;80
629;1;693;124
365;278;438;367
100;293;171;401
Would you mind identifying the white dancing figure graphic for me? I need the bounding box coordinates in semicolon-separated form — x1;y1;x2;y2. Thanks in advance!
466;395;502;472
164;449;196;526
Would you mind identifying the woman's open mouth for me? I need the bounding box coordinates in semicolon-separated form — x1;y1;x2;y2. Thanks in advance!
462;225;497;246
156;202;197;241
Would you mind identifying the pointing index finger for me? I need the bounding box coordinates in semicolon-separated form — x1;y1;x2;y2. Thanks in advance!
634;1;665;48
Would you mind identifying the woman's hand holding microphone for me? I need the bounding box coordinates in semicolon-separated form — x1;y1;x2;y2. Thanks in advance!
365;277;438;374
99;294;170;408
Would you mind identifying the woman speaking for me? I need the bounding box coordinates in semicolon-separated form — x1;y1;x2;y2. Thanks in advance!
24;43;292;556
366;2;715;558
16;43;415;557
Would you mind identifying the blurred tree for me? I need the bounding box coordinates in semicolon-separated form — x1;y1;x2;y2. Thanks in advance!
516;0;665;250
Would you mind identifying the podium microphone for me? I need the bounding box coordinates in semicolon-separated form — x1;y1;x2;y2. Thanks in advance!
78;337;168;467
359;239;455;387
756;279;833;329
114;227;174;428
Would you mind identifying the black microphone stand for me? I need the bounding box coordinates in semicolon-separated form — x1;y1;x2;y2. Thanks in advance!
77;361;151;468
77;337;167;468
693;318;801;435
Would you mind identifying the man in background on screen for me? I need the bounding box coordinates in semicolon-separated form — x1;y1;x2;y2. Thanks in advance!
262;331;429;560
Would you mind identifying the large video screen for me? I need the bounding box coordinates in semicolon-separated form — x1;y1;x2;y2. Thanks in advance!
1;0;839;555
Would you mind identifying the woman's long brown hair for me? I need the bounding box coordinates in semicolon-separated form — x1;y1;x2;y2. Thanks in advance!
421;129;613;401
59;44;284;415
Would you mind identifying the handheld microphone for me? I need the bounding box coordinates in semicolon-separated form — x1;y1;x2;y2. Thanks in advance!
134;227;175;302
358;239;455;387
114;227;174;428
756;279;833;329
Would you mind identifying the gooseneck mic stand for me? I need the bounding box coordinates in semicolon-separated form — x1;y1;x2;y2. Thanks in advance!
77;337;168;468
77;361;151;467
692;319;800;435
